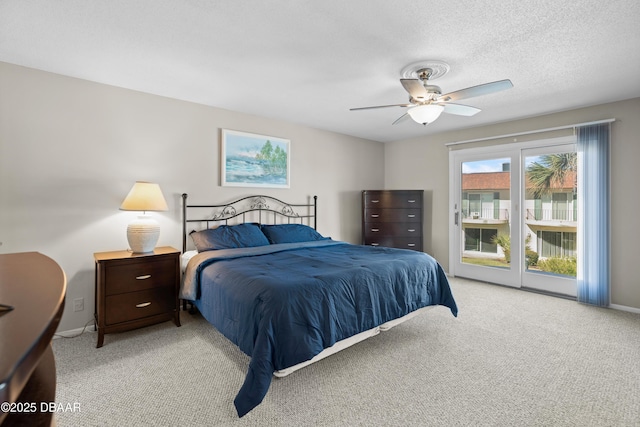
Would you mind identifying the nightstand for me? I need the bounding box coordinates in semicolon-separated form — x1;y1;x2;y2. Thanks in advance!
94;246;181;348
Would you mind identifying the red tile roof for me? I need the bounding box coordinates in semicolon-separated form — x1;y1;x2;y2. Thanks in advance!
462;172;509;190
462;171;576;191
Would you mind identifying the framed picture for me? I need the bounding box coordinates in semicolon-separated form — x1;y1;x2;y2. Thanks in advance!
221;129;291;188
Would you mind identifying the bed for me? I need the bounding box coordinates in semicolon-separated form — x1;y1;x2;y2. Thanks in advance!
180;194;458;417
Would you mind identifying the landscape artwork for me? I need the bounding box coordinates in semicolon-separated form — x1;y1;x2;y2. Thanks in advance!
221;129;290;188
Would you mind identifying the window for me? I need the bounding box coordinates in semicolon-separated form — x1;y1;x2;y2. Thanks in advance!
464;228;498;253
552;193;569;220
538;230;576;258
465;228;480;251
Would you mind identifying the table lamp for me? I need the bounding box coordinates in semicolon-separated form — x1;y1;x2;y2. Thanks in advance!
119;181;168;253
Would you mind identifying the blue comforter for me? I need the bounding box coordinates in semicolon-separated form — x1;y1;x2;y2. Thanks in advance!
182;240;457;417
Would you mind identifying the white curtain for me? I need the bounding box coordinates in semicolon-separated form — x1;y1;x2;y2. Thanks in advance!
576;123;610;306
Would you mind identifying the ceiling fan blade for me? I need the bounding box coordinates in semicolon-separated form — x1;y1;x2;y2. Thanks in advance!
400;79;428;99
392;112;410;125
350;103;411;111
437;79;513;102
441;103;481;116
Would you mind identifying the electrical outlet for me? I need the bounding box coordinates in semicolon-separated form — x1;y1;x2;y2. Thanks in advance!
73;297;84;312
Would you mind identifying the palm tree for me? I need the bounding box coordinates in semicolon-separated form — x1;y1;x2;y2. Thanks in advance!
526;153;576;199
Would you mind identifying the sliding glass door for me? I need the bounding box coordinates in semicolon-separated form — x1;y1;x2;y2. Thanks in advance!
521;144;577;295
450;152;520;287
450;137;577;296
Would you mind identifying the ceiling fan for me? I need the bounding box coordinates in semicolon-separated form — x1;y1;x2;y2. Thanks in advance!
350;61;513;126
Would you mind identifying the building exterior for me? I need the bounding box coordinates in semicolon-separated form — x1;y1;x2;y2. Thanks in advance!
461;167;577;261
461;170;510;257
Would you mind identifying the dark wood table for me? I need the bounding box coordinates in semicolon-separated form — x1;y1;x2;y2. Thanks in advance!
0;252;66;426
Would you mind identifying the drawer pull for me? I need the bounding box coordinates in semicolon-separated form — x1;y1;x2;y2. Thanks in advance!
407;214;416;218
371;200;380;203
408;200;416;203
407;243;416;247
371;243;380;246
371;214;380;218
136;302;152;308
371;228;380;232
408;229;416;232
136;274;152;280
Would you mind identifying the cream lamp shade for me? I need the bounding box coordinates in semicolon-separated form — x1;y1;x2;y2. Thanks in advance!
407;104;445;125
120;182;168;253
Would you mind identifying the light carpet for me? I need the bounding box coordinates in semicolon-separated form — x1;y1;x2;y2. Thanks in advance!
52;278;640;426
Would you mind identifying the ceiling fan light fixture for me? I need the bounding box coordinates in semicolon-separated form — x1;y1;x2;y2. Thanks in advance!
407;104;444;125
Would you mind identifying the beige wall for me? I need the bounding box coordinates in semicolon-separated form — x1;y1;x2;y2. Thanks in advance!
385;97;640;310
2;59;637;334
0;62;384;331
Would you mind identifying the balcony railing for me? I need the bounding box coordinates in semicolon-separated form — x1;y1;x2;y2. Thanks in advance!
462;208;509;221
526;209;576;222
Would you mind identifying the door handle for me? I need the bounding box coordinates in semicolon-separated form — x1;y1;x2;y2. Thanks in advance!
455;211;459;225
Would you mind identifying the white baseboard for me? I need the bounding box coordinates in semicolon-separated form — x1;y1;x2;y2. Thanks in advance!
54;324;96;339
448;273;640;314
609;303;640;314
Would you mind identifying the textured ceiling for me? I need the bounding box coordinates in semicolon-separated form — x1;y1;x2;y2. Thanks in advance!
1;0;639;143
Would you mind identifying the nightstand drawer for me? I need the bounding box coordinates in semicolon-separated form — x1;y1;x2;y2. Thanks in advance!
105;287;174;325
94;246;181;347
105;256;175;295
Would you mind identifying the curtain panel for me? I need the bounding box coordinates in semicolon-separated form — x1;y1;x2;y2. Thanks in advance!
576;123;610;306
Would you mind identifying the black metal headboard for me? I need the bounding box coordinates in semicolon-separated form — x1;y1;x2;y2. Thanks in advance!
182;193;317;252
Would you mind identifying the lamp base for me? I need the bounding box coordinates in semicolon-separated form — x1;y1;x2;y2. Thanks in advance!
126;215;160;253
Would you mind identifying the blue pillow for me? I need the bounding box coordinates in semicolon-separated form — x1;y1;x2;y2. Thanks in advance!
190;223;270;251
260;224;327;244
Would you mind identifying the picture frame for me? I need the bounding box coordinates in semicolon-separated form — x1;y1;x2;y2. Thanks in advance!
220;129;291;188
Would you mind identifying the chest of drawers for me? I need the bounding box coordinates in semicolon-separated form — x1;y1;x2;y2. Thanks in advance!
362;190;424;251
94;246;181;348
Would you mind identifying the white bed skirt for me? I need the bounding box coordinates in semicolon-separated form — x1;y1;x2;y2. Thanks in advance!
273;305;434;378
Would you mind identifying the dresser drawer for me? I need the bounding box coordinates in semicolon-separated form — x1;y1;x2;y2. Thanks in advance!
361;190;424;252
363;191;422;209
363;222;422;237
105;287;174;325
364;208;421;222
105;256;176;295
364;236;423;251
